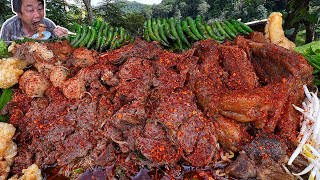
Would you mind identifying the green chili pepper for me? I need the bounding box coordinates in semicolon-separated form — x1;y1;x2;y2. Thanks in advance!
221;21;236;39
74;25;88;47
164;21;176;40
195;15;208;39
117;27;125;45
215;21;231;40
176;20;190;47
101;27;114;51
98;28;108;52
147;19;158;41
186;16;203;40
230;19;249;35
86;27;97;49
143;21;151;42
70;23;82;46
94;20;103;31
95;22;106;50
237;20;253;33
110;28;119;50
169;17;182;50
205;24;224;42
80;26;92;47
211;23;223;37
225;20;238;35
152;18;169;46
181;20;199;41
157;20;169;44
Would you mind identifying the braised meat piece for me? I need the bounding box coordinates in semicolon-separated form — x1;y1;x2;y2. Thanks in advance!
225;152;256;179
152;89;218;166
136;137;180;165
247;40;313;83
46;40;73;62
118;57;154;81
219;45;259;90
214;116;250;152
99;38;164;65
217;82;288;126
226;135;294;179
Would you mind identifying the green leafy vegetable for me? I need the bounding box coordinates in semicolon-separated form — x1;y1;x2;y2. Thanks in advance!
294;41;320;86
294;41;320;55
0;89;12;123
72;168;84;174
0;89;12;110
0;115;9;122
0;39;10;58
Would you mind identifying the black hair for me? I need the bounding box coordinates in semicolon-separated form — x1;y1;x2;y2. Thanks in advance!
12;0;44;13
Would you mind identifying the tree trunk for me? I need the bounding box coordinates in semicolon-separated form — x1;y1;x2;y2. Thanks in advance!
83;0;93;23
283;0;312;42
303;0;315;44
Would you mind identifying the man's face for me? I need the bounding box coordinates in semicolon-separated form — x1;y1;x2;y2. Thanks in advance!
17;0;45;31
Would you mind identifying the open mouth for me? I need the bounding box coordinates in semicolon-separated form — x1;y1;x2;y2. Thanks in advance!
32;22;40;29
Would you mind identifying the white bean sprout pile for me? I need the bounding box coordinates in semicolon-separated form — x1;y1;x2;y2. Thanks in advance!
288;85;320;180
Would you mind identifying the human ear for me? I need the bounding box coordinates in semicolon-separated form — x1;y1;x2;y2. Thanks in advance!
17;12;23;17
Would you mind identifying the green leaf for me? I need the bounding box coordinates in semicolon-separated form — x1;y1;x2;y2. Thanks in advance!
0;115;9;122
0;89;12;111
294;40;320;54
284;28;296;36
305;14;319;24
72;168;84;174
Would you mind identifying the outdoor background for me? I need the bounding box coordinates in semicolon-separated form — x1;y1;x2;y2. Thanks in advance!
0;0;319;46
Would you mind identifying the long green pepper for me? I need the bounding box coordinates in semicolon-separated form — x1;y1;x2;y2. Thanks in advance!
181;20;199;41
215;21;231;40
74;25;88;47
176;20;191;47
157;22;169;44
164;22;176;40
70;23;82;46
186;17;203;40
86;27;97;49
152;18;169;46
205;24;224;41
169;17;182;50
195;15;208;39
143;21;151;42
147;19;158;41
230;19;249;35
221;21;236;39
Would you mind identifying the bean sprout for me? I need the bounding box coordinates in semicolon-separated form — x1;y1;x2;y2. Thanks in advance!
289;85;320;179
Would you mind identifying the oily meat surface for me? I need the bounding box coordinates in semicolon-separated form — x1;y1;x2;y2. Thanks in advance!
8;38;313;178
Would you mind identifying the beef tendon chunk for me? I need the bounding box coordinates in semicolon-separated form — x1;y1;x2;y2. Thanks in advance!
62;77;86;99
101;69;119;86
225;151;257;179
72;47;98;68
19;70;50;98
49;66;69;88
